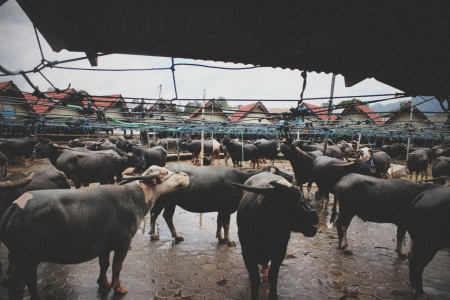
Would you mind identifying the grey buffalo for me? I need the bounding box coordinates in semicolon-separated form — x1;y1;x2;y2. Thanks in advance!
149;165;280;246
0;166;189;299
332;173;435;257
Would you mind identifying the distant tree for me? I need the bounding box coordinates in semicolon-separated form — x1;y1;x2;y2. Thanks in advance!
214;97;232;109
47;87;55;92
336;98;366;108
233;104;243;109
320;102;329;108
183;100;202;115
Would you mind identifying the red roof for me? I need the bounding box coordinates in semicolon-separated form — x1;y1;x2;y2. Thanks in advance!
0;81;25;99
189;100;229;120
23;88;85;114
90;94;128;111
300;102;338;121
229;102;270;122
341;104;383;124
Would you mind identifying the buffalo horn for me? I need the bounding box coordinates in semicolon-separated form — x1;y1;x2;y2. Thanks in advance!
294;147;314;160
0;172;34;190
232;182;276;195
333;162;355;167
118;170;161;185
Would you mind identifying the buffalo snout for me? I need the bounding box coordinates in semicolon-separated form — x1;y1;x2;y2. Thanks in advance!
290;200;319;237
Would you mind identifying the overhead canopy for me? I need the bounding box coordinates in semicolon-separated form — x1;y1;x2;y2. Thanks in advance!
15;1;450;97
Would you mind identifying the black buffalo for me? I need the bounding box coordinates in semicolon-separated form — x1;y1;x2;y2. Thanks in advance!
253;139;278;164
313;150;374;214
0;166;189;299
181;139;221;166
149;165;280;246
0;138;46;166
431;156;450;178
56;151;131;188
115;141;167;172
332;173;435;257
0;167;71;219
408;185;450;300
280;141;323;200
222;138;259;169
407;150;429;182
296;141;344;160
235;172;318;300
380;143;406;161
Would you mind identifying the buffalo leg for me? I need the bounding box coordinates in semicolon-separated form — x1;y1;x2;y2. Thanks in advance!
7;258;41;300
322;193;330;215
305;182;313;202
409;240;438;300
149;201;165;240
268;256;284;300
162;203;184;242
242;254;260;300
97;250;111;289
110;246;130;294
217;211;235;246
395;226;408;259
336;213;354;255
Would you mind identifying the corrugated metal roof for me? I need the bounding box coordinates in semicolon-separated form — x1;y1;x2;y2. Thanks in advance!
15;1;450;97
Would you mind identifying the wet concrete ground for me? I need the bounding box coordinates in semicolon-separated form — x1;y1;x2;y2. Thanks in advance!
0;159;449;299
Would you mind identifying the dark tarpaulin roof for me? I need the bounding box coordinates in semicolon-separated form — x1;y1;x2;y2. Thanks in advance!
14;1;450;97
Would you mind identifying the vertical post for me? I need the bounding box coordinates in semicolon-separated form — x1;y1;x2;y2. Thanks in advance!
406;101;414;156
200;89;206;167
241;132;245;171
323;74;336;153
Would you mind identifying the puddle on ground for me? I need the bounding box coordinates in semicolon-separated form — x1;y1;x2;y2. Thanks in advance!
158;241;173;249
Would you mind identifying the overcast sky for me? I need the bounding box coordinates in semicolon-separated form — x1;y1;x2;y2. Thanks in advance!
0;0;407;110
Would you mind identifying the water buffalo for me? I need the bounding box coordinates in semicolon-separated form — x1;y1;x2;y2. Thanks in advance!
313;150;374;214
332;173;435;257
56;151;130;188
0;138;46;166
280;141;323;200
296;141;344;160
222;137;259;169
149;165;280;246
357;148;391;179
253;139;278;164
380;143;406;162
431;156;450;178
407;150;429;182
0;166;189;299
234;172;318;300
115;141;167;172
0;167;71;219
408;185;450;300
181;139;221;166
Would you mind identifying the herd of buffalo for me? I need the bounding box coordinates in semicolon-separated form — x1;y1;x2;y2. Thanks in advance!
0;135;448;299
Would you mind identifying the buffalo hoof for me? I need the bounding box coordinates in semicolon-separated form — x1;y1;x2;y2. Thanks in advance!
226;241;236;247
397;253;408;259
97;280;111;291
113;285;128;294
150;234;160;241
174;236;184;242
0;277;10;287
343;250;354;255
412;291;428;300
